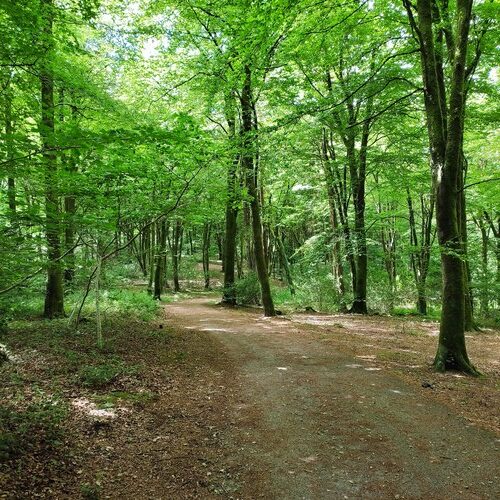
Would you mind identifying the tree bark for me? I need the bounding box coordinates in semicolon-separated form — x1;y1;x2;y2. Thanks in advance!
222;95;239;304
407;0;478;374
240;65;275;316
40;0;64;318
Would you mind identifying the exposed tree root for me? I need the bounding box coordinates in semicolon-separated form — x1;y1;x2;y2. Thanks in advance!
433;346;481;376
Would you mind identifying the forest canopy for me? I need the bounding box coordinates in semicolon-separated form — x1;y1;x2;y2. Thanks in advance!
1;0;499;374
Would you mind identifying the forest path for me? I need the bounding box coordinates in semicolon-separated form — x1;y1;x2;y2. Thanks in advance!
165;295;499;499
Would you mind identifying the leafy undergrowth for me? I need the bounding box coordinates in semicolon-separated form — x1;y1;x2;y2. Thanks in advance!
0;304;236;498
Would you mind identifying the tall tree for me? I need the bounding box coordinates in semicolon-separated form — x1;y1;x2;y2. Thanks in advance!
222;94;239;305
40;0;64;318
241;66;275;316
404;0;478;373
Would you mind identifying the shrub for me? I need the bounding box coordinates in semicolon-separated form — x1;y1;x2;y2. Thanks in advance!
234;273;261;305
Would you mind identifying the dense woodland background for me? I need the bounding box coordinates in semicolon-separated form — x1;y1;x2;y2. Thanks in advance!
0;0;499;371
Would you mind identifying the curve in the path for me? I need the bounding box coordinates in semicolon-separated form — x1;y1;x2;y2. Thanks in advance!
165;296;499;500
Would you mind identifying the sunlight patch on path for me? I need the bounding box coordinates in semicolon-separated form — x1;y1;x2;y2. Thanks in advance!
72;397;125;419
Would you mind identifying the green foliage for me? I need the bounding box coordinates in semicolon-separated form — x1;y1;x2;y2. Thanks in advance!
234;273;261;306
0;0;497;373
0;314;8;336
78;361;128;388
104;289;159;321
0;397;67;460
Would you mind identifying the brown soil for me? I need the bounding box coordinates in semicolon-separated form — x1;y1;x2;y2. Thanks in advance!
1;293;499;499
165;296;499;499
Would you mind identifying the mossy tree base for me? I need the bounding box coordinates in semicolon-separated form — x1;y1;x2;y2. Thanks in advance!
433;345;481;376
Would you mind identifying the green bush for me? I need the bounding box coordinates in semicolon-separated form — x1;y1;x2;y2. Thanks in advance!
234;272;261;305
105;289;159;321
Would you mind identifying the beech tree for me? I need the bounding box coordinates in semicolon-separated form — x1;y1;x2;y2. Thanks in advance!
403;0;487;373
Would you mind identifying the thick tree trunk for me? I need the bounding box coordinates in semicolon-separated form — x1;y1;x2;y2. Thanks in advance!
240;66;275;316
410;0;477;373
41;0;64;318
434;1;477;373
348;140;368;315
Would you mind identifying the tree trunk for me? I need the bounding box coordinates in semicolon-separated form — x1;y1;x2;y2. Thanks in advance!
240;65;275;316
202;222;211;289
41;0;64;318
153;219;166;300
62;92;78;285
172;219;182;292
222;96;239;304
244;204;256;271
408;0;477;373
147;222;155;294
347;130;369;315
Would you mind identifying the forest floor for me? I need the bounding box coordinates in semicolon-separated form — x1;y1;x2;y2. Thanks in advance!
1;292;499;499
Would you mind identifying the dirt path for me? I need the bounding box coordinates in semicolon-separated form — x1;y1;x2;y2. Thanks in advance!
165;296;499;499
